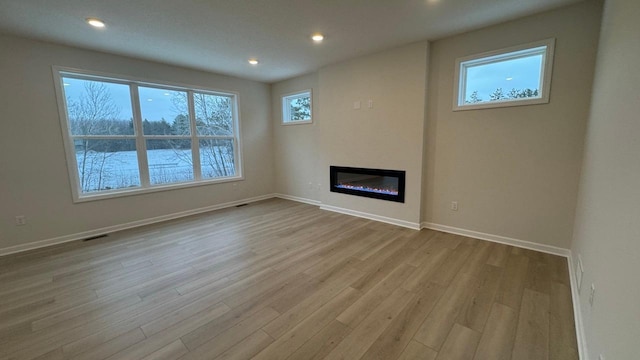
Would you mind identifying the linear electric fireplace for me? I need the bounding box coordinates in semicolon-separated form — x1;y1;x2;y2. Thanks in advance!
330;166;406;203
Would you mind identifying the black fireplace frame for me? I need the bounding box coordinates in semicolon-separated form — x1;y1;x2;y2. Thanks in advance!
330;166;406;203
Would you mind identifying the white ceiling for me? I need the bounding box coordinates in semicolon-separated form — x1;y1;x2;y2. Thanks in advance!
0;0;582;83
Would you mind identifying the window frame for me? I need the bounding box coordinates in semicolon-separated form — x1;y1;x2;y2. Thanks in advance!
52;66;244;203
453;38;555;111
281;89;313;125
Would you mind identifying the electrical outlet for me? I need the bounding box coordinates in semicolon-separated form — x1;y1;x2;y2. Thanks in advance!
589;283;596;306
15;215;26;226
450;201;458;211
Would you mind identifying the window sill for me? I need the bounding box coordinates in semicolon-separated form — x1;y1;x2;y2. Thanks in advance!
281;119;313;126
453;96;549;111
72;175;244;203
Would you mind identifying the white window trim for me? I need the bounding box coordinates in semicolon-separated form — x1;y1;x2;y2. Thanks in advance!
453;38;555;111
52;66;244;203
281;89;313;125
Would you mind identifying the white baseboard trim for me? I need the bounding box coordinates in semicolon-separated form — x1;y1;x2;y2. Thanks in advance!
567;253;589;360
420;222;571;258
320;204;421;230
0;194;276;257
274;193;321;206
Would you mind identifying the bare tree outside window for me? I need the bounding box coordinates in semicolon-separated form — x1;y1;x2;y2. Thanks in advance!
65;80;139;192
58;70;241;199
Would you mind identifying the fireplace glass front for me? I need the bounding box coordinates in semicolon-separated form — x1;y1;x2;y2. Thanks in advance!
330;166;405;203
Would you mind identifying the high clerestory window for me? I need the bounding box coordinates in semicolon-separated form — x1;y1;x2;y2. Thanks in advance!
453;39;555;111
54;68;242;201
282;90;312;124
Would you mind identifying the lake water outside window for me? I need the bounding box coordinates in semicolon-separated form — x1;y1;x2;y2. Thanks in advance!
56;69;242;201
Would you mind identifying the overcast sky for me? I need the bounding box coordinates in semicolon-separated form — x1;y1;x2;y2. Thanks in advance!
464;54;543;101
62;77;181;122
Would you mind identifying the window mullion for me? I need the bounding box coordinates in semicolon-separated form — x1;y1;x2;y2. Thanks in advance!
130;84;150;187
188;90;202;180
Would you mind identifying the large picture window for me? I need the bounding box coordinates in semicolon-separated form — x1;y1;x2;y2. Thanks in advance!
453;39;555;111
54;68;242;201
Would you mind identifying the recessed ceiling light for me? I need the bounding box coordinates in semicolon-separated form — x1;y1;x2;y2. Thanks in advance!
147;98;153;102
506;77;513;81
63;83;71;86
163;92;170;96
86;18;106;28
311;34;324;42
248;59;259;65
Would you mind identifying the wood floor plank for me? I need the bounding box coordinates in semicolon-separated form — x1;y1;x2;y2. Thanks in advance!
359;282;446;360
473;303;518;360
546;254;571;286
0;199;577;360
262;266;363;339
397;340;438;360
349;244;415;294
549;282;579;360
413;273;477;351
103;302;231;360
253;287;361;360
511;289;550;360
140;339;189;360
435;324;481;360
336;263;415;328
212;330;274;360
402;247;450;292
430;244;474;286
323;287;416;360
70;327;146;360
178;307;279;360
486;244;511;268
32;347;65;360
179;274;316;352
494;254;530;310
456;264;503;332
284;320;352;360
524;259;552;295
457;241;494;277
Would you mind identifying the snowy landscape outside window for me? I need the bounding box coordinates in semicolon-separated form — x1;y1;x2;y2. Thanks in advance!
282;90;312;124
54;68;242;201
453;39;555;111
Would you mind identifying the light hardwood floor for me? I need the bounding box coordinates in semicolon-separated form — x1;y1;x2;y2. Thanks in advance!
0;199;579;360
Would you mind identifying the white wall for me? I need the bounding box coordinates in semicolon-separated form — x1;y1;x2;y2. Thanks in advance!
272;42;428;226
0;35;274;252
571;0;640;358
423;0;602;249
272;73;321;201
317;42;428;226
272;1;603;243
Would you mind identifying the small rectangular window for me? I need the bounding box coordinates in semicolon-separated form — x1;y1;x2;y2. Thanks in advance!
282;90;312;124
453;39;555;111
